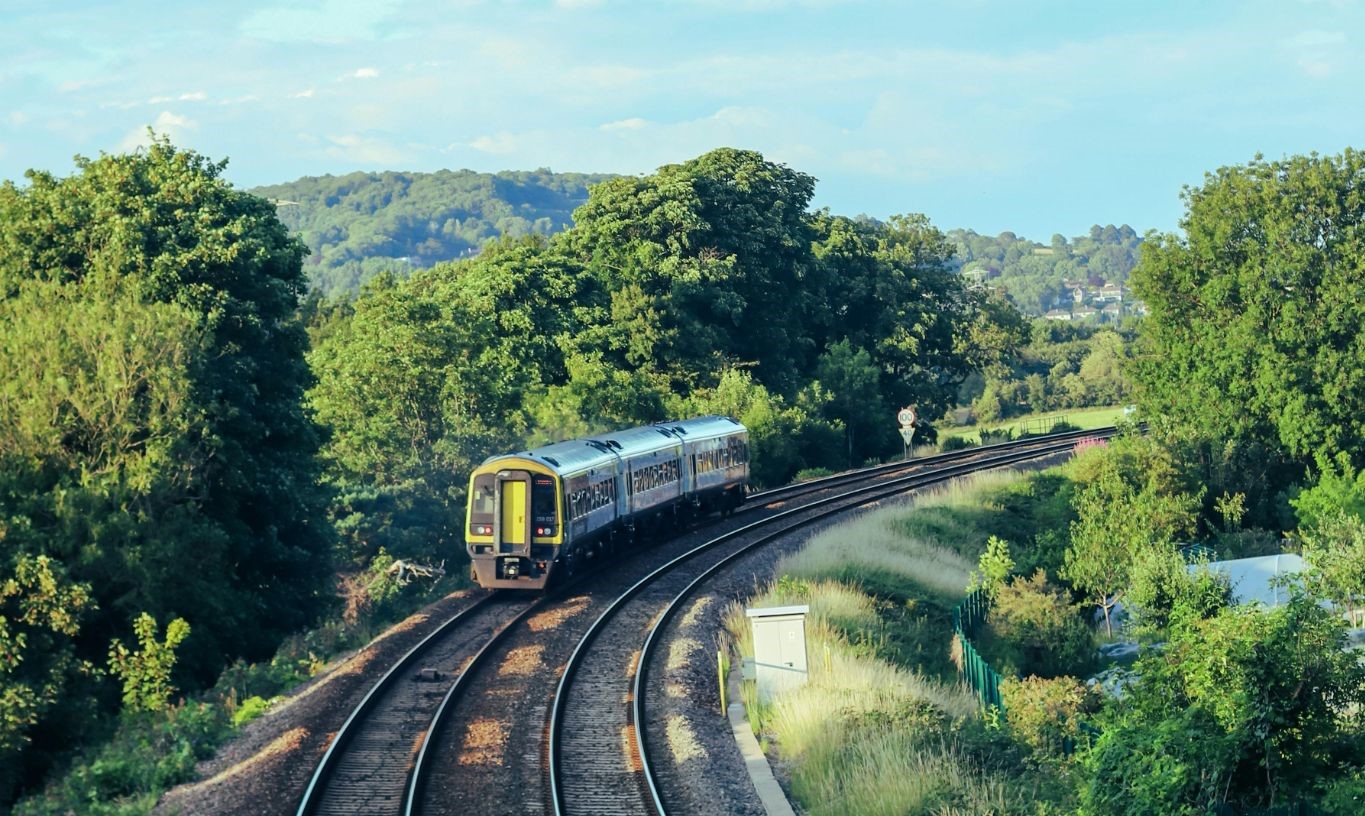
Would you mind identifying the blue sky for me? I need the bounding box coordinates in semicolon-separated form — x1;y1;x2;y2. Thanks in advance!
1;0;1361;238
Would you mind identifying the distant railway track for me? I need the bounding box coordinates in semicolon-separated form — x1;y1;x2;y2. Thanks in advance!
548;430;1114;816
294;427;1116;816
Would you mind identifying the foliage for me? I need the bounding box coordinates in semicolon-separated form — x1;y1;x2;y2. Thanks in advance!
1062;437;1201;635
251;168;613;298
967;536;1015;599
108;614;191;714
1298;511;1365;624
986;570;1095;678
1078;594;1365;814
0;140;330;795
0;552;97;799
1132;150;1365;484
13;702;231;816
1000;675;1095;760
1293;453;1365;531
1125;546;1231;632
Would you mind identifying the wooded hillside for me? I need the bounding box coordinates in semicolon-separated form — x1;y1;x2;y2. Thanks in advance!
251;169;615;298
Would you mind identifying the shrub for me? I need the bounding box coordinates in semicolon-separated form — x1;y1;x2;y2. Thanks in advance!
1001;675;1096;760
987;570;1094;678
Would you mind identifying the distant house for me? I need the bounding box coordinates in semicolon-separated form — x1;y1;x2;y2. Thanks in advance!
1095;283;1126;304
1073;305;1099;320
1101;302;1122;321
1044;308;1072;321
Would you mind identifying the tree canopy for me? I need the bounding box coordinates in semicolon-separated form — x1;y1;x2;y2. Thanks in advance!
0;141;330;791
1132;150;1365;482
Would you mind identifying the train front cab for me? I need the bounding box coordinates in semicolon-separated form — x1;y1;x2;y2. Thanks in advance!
466;459;561;590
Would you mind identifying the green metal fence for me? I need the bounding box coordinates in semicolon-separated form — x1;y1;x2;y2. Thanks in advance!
952;588;1004;711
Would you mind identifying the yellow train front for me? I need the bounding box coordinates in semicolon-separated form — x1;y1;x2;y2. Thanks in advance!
465;415;749;590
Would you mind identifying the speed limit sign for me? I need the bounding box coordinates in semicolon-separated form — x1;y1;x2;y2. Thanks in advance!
897;407;917;427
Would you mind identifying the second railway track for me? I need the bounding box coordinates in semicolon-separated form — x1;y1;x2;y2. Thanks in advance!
294;428;1116;816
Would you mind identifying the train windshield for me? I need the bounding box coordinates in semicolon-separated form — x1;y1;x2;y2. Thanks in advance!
470;475;495;526
532;476;557;525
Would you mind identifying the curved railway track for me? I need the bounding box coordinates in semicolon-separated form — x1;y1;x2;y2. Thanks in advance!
294;427;1116;816
548;430;1113;816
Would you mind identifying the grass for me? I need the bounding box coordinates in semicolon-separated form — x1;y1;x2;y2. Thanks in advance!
726;470;1081;814
940;405;1126;446
724;580;1023;815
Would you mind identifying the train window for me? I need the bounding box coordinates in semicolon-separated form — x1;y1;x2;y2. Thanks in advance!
469;474;495;533
532;477;557;524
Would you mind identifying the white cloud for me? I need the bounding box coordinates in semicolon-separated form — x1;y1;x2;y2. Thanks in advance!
178;91;207;101
352;67;379;79
292;88;316;98
600;117;649;131
147;95;173;104
119;111;197;151
1284;29;1348;48
322;133;407;164
8;111;29;126
469;132;518;154
1298;56;1335;77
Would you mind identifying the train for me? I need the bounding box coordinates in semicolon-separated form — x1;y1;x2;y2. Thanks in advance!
465;415;750;590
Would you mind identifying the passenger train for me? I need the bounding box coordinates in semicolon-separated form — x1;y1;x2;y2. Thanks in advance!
465;416;749;590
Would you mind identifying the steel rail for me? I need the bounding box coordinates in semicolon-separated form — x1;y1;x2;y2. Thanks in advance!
295;591;499;816
401;596;554;816
743;426;1114;507
630;430;1115;815
547;427;1115;816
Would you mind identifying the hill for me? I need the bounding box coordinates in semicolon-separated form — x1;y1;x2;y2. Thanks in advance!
946;224;1144;315
251;168;616;298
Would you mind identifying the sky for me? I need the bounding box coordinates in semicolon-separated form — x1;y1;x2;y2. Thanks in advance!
1;0;1362;239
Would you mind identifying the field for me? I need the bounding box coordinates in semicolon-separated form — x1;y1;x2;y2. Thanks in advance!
939;405;1127;446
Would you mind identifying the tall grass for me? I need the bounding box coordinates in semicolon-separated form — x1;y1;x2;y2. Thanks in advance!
726;579;1030;814
728;470;1057;814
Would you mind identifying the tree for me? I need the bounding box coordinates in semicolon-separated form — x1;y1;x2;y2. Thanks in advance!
0;552;96;799
1132;150;1365;477
108;613;191;714
562;148;819;397
1080;594;1365;813
1062;439;1201;635
815;339;885;466
0;141;331;786
1298;511;1365;624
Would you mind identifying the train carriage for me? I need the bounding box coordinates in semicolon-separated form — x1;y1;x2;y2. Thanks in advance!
465;415;748;590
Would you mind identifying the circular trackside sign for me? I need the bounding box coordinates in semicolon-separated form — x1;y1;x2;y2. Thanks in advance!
897;407;917;427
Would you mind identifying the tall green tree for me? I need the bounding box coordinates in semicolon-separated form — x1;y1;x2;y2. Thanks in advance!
309;236;595;562
0;141;331;782
561;148;819;400
1132;150;1365;493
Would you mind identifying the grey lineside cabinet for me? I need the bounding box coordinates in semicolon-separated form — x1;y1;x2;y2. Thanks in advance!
746;605;809;702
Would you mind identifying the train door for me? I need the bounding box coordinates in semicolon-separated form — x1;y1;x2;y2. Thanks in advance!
496;472;532;552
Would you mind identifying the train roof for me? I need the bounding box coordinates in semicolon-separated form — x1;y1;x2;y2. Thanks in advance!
481;416;745;477
584;424;683;461
487;437;617;475
654;415;747;440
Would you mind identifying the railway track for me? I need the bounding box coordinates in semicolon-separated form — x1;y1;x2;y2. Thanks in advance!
294;427;1115;815
548;430;1112;816
295;593;537;816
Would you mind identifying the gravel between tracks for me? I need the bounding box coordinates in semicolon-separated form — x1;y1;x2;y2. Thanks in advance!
153;588;484;816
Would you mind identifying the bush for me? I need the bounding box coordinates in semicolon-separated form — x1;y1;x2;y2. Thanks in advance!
1000;675;1096;760
939;436;974;452
986;570;1094;678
